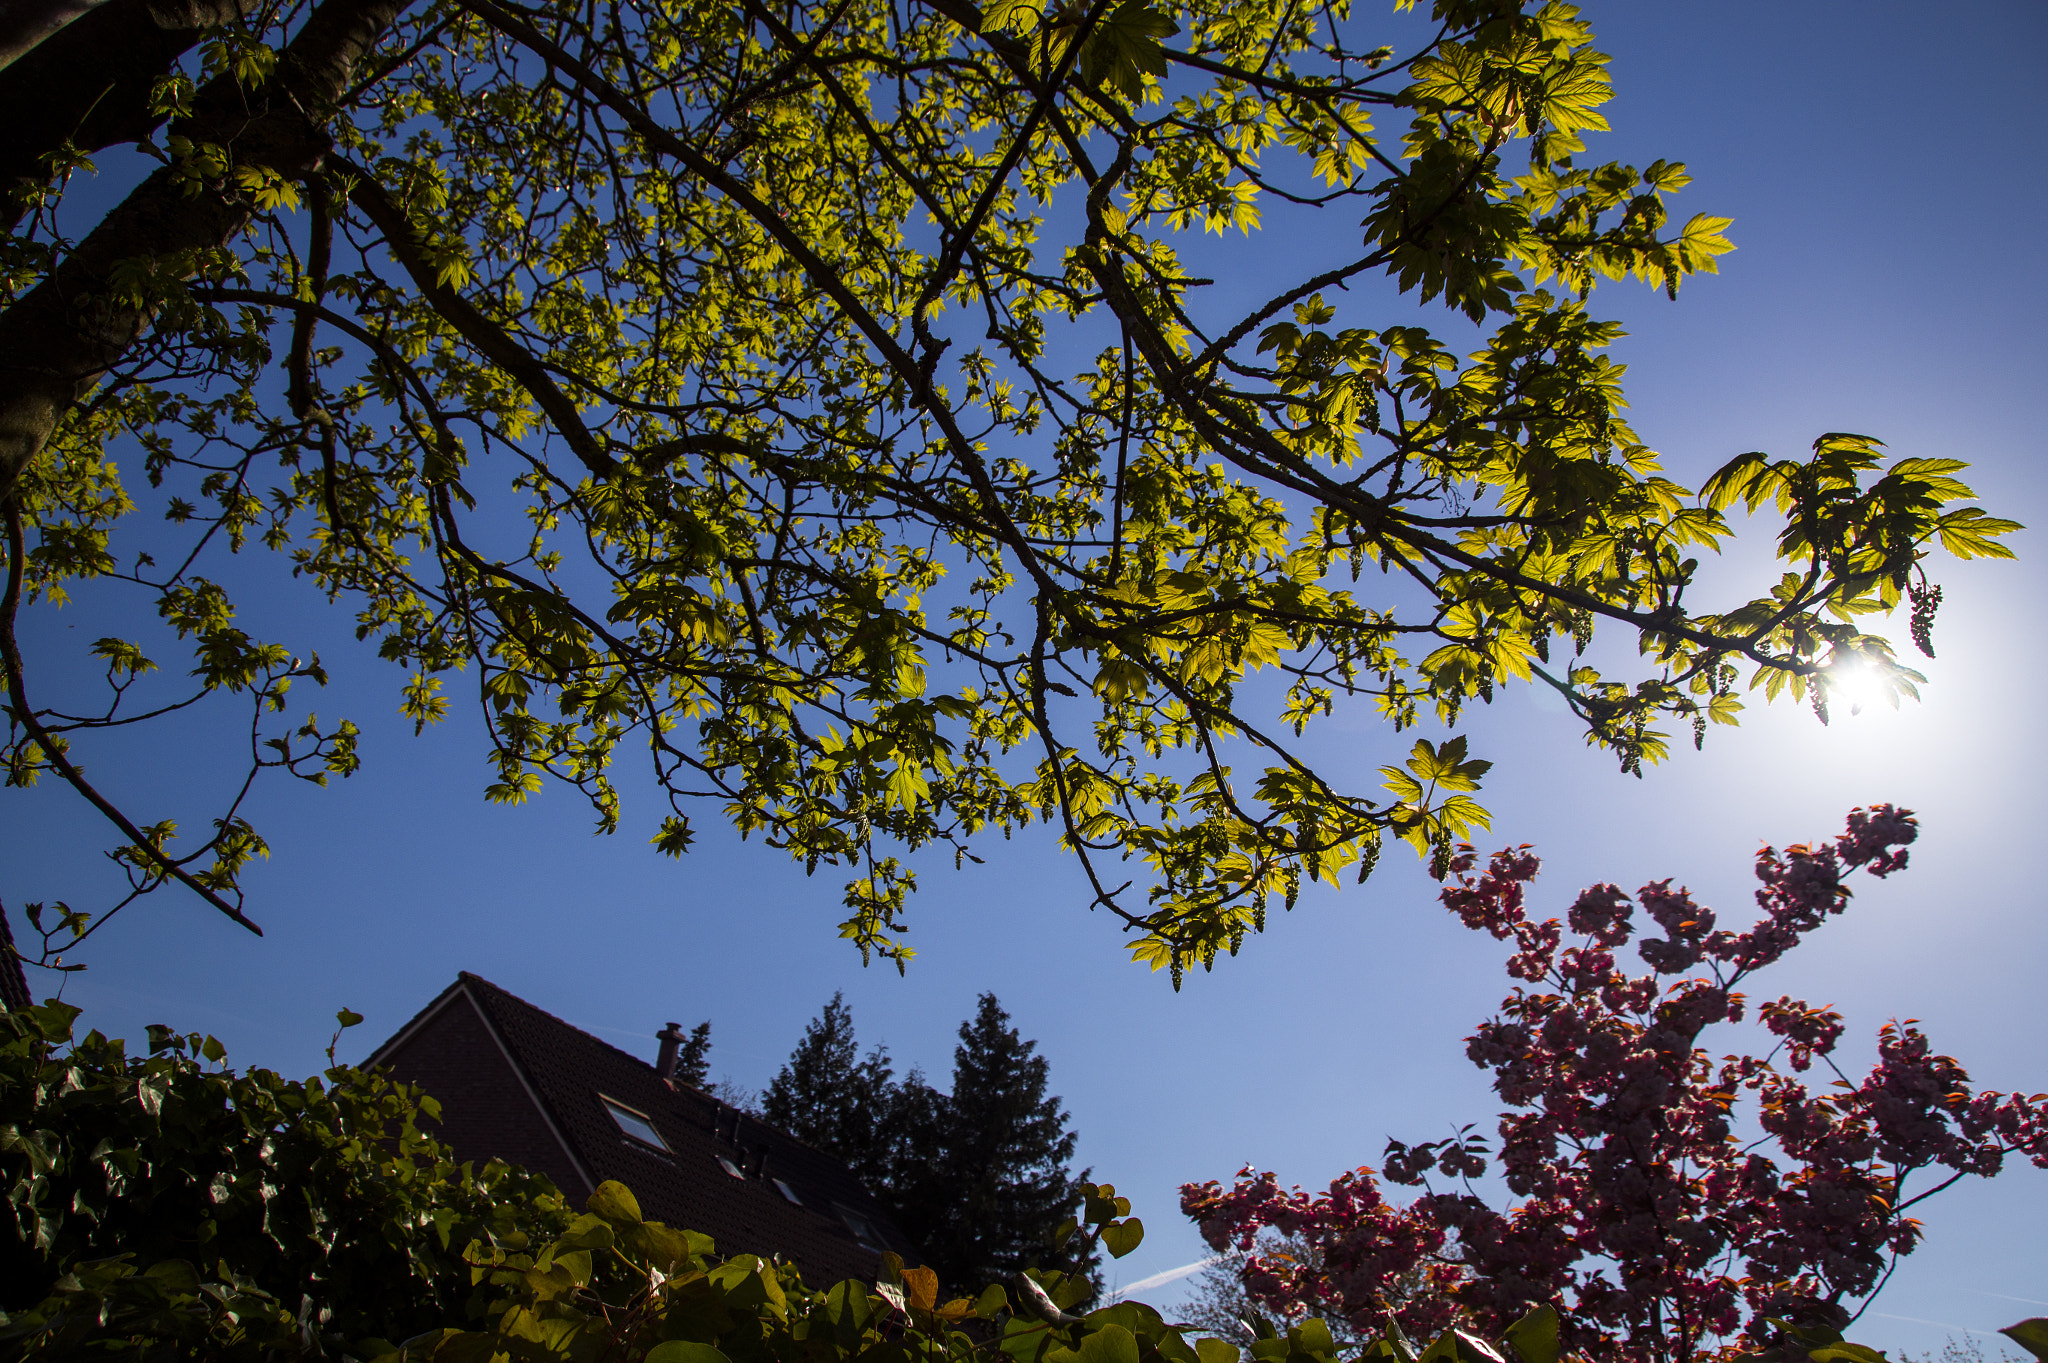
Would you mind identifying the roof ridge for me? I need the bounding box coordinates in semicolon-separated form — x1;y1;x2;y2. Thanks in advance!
457;971;654;1071
457;973;793;1140
368;973;930;1276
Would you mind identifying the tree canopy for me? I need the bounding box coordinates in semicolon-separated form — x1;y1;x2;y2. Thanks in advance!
0;0;2018;971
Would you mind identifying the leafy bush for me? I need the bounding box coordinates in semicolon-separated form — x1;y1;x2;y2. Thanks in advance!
1;1256;310;1361
0;1001;2040;1363
0;1001;568;1340
7;811;2046;1363
8;1174;2043;1363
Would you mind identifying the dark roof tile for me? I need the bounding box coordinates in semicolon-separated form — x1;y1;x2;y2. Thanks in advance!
0;911;31;1012
368;973;919;1289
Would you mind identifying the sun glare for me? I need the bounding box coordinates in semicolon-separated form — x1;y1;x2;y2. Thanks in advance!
1824;660;1892;717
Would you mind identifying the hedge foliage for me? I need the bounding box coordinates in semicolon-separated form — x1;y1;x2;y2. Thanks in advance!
0;1000;568;1339
11;1173;2045;1363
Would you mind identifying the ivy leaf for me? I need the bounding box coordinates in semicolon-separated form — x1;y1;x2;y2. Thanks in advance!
902;1265;939;1311
586;1180;643;1225
1080;1325;1142;1363
1503;1306;1560;1363
647;1345;734;1363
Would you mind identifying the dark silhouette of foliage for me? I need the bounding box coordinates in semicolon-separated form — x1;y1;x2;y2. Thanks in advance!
0;1002;568;1338
764;992;904;1184
765;993;1094;1294
675;1020;714;1089
917;995;1097;1294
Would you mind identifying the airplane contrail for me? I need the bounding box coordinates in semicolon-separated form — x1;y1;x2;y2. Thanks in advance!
1964;1290;2048;1308
1868;1314;2002;1338
1104;1256;1226;1302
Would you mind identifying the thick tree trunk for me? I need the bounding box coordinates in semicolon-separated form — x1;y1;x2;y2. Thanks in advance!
0;0;263;232
0;0;105;70
0;0;412;505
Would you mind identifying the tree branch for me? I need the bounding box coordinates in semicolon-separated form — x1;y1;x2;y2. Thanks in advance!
335;157;620;482
0;500;263;934
0;0;416;503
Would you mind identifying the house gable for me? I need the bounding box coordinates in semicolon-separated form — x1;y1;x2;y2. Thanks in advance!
368;979;591;1197
367;973;920;1289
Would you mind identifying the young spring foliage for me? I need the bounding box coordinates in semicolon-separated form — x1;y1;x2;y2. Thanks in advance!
0;0;2019;970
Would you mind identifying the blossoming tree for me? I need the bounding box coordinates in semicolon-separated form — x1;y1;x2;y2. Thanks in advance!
1182;807;2048;1362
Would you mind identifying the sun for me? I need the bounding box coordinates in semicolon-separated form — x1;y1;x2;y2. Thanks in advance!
1823;656;1898;717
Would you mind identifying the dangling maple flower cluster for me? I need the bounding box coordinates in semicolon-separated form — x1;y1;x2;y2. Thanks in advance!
1181;807;2048;1363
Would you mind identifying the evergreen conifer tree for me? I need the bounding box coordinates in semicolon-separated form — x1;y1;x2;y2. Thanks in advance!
674;1022;713;1089
873;1071;950;1268
918;995;1095;1294
760;993;898;1184
761;993;1092;1294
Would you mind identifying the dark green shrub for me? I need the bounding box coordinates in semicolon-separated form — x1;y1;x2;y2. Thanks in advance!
0;1001;568;1339
16;1176;2035;1363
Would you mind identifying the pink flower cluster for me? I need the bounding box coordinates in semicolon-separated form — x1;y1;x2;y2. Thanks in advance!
1181;807;2048;1363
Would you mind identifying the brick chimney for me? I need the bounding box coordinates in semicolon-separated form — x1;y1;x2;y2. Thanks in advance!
654;1021;688;1083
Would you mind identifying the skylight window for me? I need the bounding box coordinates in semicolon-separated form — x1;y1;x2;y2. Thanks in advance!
603;1097;669;1151
717;1156;745;1179
773;1178;801;1205
835;1205;882;1250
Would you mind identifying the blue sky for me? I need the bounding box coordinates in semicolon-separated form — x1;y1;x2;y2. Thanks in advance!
7;0;2047;1352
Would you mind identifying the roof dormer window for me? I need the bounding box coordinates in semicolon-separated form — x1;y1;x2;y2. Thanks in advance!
835;1204;882;1250
603;1097;669;1152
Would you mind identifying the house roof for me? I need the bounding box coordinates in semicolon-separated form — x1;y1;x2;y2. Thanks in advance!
0;911;31;1011
364;972;920;1289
